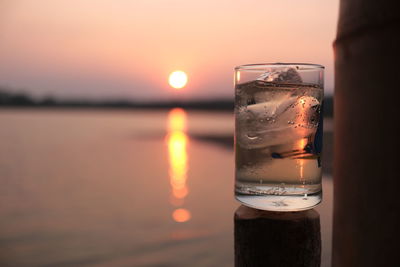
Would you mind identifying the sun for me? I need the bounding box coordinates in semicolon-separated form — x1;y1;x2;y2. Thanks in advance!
169;71;188;89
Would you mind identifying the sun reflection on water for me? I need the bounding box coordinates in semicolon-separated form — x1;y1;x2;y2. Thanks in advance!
172;208;191;223
166;108;191;223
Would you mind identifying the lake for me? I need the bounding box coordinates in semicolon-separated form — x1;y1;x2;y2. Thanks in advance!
0;109;333;266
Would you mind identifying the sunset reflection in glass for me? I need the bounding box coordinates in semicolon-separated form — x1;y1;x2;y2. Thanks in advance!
166;108;191;222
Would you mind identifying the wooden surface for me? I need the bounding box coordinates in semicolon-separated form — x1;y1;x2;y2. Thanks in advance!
334;0;400;266
234;205;321;267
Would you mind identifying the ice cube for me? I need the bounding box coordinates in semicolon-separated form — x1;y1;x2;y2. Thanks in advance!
246;96;297;119
257;67;302;84
237;95;320;149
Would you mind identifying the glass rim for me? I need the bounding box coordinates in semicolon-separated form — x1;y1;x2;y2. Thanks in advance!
235;63;324;71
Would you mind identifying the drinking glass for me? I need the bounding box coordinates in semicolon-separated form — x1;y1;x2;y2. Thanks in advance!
235;63;324;211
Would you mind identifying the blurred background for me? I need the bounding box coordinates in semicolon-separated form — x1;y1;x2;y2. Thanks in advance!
1;1;337;266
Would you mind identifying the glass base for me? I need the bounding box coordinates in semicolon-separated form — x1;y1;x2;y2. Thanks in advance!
235;186;322;211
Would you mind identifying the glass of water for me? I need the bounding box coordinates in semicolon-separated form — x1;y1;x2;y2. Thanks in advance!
234;63;324;211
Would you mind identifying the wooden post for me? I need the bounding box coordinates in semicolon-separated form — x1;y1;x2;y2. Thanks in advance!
234;205;321;267
333;0;400;266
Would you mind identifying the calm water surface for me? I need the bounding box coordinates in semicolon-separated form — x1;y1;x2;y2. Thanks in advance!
0;109;332;266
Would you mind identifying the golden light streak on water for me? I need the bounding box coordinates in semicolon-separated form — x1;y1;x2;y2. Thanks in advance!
172;208;191;223
167;131;188;194
168;108;187;132
166;108;191;222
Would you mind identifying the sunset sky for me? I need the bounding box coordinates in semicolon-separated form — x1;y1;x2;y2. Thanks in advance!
0;0;338;101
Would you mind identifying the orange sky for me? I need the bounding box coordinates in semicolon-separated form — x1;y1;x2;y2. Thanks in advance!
0;0;338;100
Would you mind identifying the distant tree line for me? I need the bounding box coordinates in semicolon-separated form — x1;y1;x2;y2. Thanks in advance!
0;88;333;116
